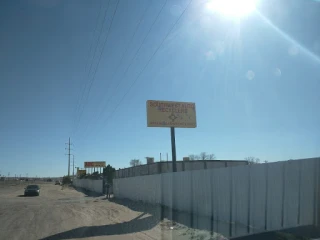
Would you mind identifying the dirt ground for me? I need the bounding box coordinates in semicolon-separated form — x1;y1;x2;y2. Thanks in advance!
0;182;226;240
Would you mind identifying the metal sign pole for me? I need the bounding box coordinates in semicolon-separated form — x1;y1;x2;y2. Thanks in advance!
171;127;177;172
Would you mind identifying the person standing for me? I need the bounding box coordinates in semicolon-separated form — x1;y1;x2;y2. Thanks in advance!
105;182;110;199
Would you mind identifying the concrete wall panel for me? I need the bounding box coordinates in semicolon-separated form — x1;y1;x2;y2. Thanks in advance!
206;161;226;169
113;159;319;238
139;165;149;176
161;172;173;208
232;165;249;237
135;175;161;203
161;162;172;173
184;161;205;171
227;161;248;167
300;159;317;225
212;167;231;223
73;179;103;194
173;171;192;212
266;162;285;230
177;162;183;172
249;163;267;232
192;169;212;217
283;160;300;228
148;164;159;175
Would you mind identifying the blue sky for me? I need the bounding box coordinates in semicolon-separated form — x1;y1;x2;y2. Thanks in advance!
0;0;319;178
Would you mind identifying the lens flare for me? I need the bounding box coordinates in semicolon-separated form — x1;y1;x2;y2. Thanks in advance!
206;0;257;17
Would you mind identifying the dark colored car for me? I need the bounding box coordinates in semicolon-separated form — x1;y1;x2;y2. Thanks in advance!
24;185;40;196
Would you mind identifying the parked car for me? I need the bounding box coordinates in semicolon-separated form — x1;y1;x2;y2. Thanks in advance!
55;180;61;185
24;185;40;196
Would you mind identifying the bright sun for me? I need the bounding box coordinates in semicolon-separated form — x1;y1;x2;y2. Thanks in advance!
206;0;257;17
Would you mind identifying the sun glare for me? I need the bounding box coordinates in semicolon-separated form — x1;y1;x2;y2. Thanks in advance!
206;0;257;17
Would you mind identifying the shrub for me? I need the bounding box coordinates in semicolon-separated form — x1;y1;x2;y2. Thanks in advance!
62;176;72;185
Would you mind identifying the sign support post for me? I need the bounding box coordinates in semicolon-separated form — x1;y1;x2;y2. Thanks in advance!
147;100;197;222
171;127;177;172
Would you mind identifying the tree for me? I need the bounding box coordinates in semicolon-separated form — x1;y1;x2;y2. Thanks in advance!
103;164;116;184
189;152;216;160
245;156;260;164
194;155;201;160
200;152;208;160
130;159;142;167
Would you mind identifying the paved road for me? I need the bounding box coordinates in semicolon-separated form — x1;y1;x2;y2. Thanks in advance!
0;182;221;240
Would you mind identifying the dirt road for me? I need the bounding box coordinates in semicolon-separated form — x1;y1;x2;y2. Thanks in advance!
0;182;223;240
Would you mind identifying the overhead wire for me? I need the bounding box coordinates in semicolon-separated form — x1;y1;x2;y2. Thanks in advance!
82;2;152;137
74;0;111;137
74;0;120;137
87;0;193;138
72;0;103;137
82;0;168;138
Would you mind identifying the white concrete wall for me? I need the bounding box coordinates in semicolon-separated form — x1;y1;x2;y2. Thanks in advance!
73;179;103;194
116;161;248;178
114;158;319;237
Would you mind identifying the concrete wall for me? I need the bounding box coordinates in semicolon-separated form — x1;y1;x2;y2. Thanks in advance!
116;160;248;178
73;179;103;194
114;158;320;238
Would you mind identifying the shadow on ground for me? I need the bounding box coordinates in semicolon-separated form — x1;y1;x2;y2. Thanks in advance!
40;212;158;240
109;198;215;233
109;198;319;240
17;195;37;197
39;196;320;240
69;186;104;197
231;226;320;240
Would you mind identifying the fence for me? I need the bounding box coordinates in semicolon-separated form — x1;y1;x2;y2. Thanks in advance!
115;160;248;178
73;179;103;194
113;158;320;238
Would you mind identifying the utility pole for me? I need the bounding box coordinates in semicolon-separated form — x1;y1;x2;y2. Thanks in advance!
72;155;75;177
68;137;70;176
65;137;73;177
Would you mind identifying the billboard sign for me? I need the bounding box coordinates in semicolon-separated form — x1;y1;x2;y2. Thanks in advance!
147;100;197;128
84;161;106;168
77;169;86;176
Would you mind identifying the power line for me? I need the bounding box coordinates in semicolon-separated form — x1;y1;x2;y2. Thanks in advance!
74;0;112;136
82;2;151;137
82;0;168;138
89;0;193;138
72;0;103;137
74;0;120;138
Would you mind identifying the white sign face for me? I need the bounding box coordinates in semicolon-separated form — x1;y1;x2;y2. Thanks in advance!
146;100;197;128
